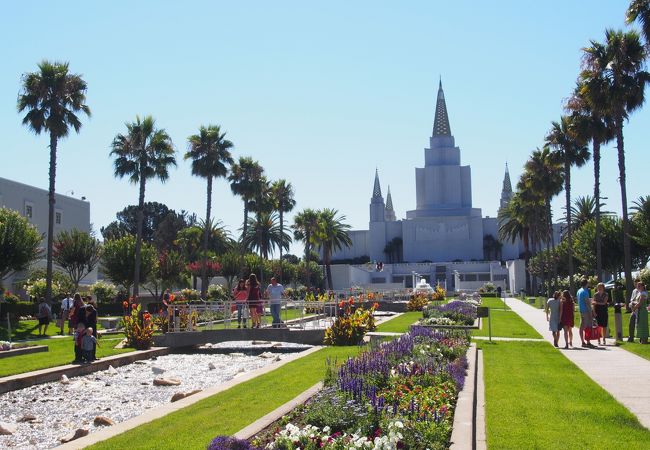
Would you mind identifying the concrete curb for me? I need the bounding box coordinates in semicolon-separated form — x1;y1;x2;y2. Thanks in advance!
233;382;323;440
0;347;169;394
450;343;485;450
58;345;324;449
0;344;48;359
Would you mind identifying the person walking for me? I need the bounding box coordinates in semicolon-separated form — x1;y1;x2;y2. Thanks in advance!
633;282;648;344
60;293;73;335
232;279;248;328
576;279;595;348
246;274;262;329
545;291;562;347
559;290;575;349
628;279;642;343
37;297;52;336
593;282;609;346
266;277;285;328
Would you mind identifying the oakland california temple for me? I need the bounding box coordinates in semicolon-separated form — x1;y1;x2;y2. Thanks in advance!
329;81;546;292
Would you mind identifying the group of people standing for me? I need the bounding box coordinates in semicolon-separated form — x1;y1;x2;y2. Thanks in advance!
546;278;649;349
231;274;285;329
61;293;100;363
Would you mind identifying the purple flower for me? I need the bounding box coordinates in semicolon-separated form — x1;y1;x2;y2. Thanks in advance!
207;436;259;450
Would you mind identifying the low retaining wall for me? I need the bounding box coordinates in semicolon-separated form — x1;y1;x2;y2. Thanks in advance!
450;343;485;450
0;347;169;394
155;328;326;348
0;345;48;359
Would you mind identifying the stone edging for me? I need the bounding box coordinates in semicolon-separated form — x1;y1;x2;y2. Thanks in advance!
0;344;48;359
57;345;324;449
0;347;169;394
234;382;323;440
450;343;486;450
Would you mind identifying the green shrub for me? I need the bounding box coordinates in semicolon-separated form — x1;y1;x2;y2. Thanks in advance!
91;281;118;303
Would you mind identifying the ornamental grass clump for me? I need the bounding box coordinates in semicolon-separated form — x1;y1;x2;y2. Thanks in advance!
247;327;470;449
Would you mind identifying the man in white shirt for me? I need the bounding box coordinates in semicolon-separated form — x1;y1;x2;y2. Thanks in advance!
266;278;285;328
61;293;73;335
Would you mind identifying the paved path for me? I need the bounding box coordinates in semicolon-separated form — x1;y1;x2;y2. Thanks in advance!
506;297;650;429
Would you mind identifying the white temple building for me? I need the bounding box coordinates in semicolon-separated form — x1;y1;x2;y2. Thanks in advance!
329;81;559;293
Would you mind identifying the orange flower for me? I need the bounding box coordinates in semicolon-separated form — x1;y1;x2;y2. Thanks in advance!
348;297;355;305
131;303;137;309
169;294;175;302
373;302;380;310
122;301;129;309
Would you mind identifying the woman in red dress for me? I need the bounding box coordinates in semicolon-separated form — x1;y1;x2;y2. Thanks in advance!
559;289;575;349
246;274;262;329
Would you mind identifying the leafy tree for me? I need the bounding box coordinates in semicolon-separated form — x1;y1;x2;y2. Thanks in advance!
0;209;43;284
217;251;242;290
110;115;176;297
185;125;234;298
102;235;157;293
316;208;352;291
52;229;102;290
582;29;650;300
545;116;590;294
17;60;90;302
292;208;322;287
144;250;188;300
632;196;650;253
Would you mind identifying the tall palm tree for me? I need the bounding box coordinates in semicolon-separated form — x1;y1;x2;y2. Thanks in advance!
583;29;650;299
569;72;615;282
242;212;290;259
627;0;650;45
17;60;91;303
270;179;296;280
185;125;234;298
292;208;322;287
110;115;176;298
316;209;352;291
545;116;590;294
228;157;264;251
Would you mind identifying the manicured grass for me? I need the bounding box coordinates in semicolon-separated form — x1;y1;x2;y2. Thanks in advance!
375;311;422;333
479;341;650;449
89;345;363;450
472;310;542;339
0;335;132;377
617;341;650;361
479;296;511;310
0;319;106;340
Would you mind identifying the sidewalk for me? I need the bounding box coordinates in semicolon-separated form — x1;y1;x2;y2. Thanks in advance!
506;297;650;429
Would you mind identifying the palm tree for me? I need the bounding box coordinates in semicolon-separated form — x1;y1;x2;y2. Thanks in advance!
627;0;650;45
569;71;615;282
545;116;590;294
185;125;234;298
270;179;296;281
292;208;322;287
17;61;91;303
316;209;352;290
242;212;290;259
110;115;176;298
583;29;650;299
228;157;264;251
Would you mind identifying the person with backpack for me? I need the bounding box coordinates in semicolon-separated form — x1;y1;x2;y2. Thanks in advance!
37;297;52;336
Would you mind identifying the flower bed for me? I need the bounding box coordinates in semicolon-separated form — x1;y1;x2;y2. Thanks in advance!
419;300;478;327
209;327;470;449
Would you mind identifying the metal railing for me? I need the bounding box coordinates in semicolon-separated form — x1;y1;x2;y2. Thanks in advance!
167;299;340;332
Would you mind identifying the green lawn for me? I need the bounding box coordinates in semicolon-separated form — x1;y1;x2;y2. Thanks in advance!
375;311;422;333
479;296;511;310
472;309;542;339
480;341;650;449
89;345;363;450
0;319;106;340
0;335;132;377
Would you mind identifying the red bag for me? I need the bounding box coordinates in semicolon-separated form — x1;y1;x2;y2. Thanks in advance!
585;326;601;340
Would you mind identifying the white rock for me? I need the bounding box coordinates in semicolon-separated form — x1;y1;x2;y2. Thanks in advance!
151;366;166;375
208;362;216;370
259;352;275;359
273;356;282;362
230;352;245;357
0;422;16;435
107;365;118;375
60;375;70;385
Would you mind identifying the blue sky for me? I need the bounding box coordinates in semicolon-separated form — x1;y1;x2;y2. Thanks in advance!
1;1;648;257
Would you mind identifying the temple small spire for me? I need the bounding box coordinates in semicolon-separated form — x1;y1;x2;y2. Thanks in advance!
432;80;451;137
500;163;513;211
385;185;396;221
372;168;383;199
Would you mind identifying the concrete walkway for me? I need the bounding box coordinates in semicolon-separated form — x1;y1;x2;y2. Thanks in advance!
506;297;650;429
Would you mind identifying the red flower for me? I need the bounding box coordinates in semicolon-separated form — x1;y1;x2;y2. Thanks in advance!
122;301;129;309
131;303;137;309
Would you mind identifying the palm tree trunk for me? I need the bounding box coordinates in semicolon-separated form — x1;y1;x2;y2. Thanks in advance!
133;167;146;298
239;203;249;277
524;229;531;294
45;134;58;303
565;161;574;295
326;250;333;291
279;209;284;282
547;200;558;293
593;140;603;282
201;176;212;299
305;234;311;288
616;122;634;302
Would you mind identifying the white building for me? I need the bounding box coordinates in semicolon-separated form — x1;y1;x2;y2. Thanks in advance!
329;82;560;293
0;177;95;290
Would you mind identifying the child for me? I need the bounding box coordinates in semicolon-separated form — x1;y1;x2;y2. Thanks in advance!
81;327;99;363
74;323;86;363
